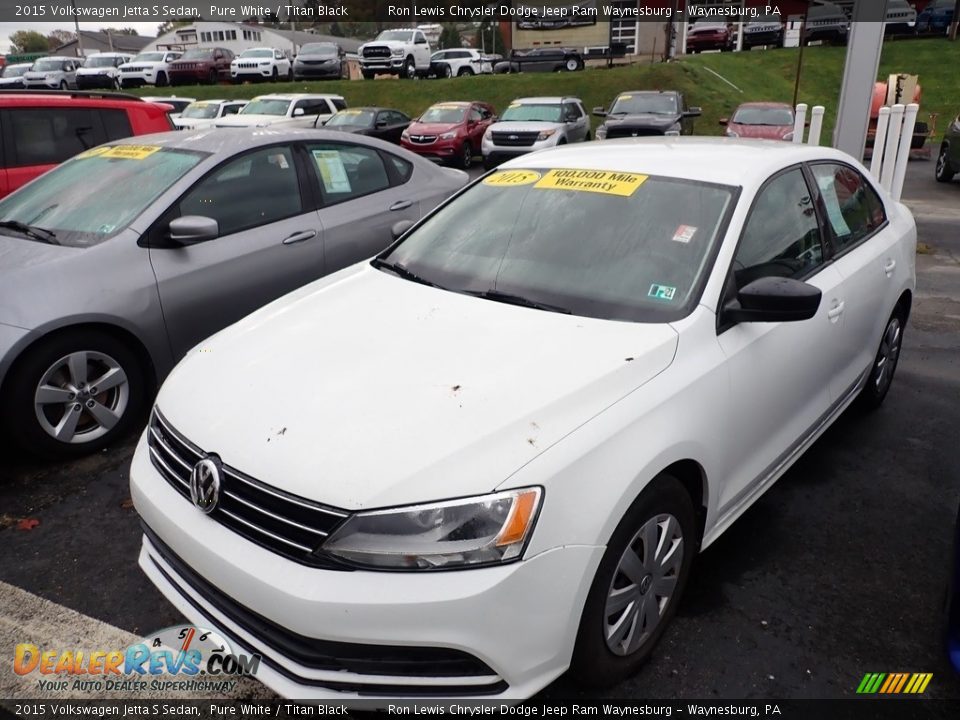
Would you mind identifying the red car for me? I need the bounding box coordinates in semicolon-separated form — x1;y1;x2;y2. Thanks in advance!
168;47;234;86
720;102;796;141
0;91;173;198
401;101;497;169
686;22;735;53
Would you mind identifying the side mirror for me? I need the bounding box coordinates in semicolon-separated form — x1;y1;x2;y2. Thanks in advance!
724;277;821;324
391;219;415;240
718;118;729;125
376;119;388;128
169;216;219;245
593;107;608;117
685;107;703;117
293;107;305;116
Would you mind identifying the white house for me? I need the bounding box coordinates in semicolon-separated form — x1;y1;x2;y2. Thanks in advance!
148;22;361;57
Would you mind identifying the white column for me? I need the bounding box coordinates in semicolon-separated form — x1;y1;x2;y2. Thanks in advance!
870;106;891;180
891;103;919;201
807;106;825;146
880;104;905;192
793;104;808;144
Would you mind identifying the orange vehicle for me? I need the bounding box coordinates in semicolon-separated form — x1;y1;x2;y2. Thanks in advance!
867;74;929;151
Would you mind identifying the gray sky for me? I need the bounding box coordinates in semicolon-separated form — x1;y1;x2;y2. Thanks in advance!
0;22;160;53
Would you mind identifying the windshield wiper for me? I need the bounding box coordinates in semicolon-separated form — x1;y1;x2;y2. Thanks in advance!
0;220;58;245
371;258;444;289
466;289;571;315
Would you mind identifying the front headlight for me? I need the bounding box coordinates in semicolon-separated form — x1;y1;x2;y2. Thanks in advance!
439;131;458;140
783;131;794;141
596;126;607;140
726;130;739;138
483;128;492;141
401;129;410;140
392;48;405;57
260;61;271;66
321;487;542;571
536;129;557;141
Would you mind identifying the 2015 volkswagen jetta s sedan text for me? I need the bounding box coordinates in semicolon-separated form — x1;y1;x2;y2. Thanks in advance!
131;139;916;700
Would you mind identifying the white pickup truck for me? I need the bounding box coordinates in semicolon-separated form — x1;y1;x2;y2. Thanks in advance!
358;28;432;80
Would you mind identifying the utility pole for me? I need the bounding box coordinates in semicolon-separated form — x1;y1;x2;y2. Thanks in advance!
950;0;960;40
71;0;84;57
792;4;809;109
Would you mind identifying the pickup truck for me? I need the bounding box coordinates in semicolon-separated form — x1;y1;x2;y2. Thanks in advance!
358;28;432;79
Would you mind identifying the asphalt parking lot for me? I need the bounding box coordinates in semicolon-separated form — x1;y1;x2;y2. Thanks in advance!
1;159;959;706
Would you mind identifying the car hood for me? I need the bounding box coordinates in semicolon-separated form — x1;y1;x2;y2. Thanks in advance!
297;54;338;61
0;235;83;324
602;113;681;131
172;117;217;129
158;266;679;510
408;122;462;134
728;122;793;140
487;121;564;133
24;71;60;79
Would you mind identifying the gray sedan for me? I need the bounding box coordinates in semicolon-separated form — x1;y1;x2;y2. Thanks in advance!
0;129;468;456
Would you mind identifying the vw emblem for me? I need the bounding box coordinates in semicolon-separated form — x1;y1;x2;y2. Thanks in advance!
189;456;222;514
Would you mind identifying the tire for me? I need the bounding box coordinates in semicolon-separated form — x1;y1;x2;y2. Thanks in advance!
443;64;453;79
59;80;68;90
208;69;217;85
936;144;956;183
459;142;473;169
457;67;474;77
271;67;279;83
585;132;592;142
402;57;416;79
570;476;697;688
3;329;149;458
565;58;579;71
155;72;167;87
857;304;907;411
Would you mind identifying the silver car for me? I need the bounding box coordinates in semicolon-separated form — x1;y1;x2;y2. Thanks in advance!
481;96;591;170
0;129;468;456
23;56;82;90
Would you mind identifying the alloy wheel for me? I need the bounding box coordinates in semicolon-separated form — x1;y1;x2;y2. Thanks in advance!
873;316;902;395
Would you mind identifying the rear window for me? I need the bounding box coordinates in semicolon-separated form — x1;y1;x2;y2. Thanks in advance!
3;108;133;168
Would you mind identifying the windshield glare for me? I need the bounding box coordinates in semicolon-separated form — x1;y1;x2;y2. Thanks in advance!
732;107;794;126
182;102;219;119
86;56;119;67
500;104;561;123
300;43;337;55
241;98;291;116
2;65;29;77
327;110;375;126
420;106;466;124
611;94;678;115
382;170;736;322
181;49;213;60
0;148;205;248
240;49;273;58
378;30;414;42
133;52;165;62
33;60;63;72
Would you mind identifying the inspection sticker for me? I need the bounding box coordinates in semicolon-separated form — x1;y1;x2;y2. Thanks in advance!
534;169;648;197
648;284;676;301
483;170;541;187
100;145;162;161
672;224;697;244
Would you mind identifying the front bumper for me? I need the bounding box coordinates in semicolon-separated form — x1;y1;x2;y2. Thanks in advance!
360;59;404;74
231;67;274;80
294;63;341;78
130;431;602;701
744;31;782;46
76;74;116;89
481;136;559;162
24;79;62;89
400;137;461;162
169;69;211;84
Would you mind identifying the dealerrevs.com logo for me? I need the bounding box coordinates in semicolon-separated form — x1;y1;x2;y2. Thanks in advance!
14;625;260;694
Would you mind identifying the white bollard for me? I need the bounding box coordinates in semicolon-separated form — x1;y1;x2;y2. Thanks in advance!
792;104;808;144
870;106;890;180
880;104;905;192
807;106;825;146
891;103;918;201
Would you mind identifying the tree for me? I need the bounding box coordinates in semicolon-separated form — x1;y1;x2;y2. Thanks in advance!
474;21;506;55
329;22;344;37
10;30;50;53
101;27;139;36
47;29;76;49
439;23;461;49
156;19;193;35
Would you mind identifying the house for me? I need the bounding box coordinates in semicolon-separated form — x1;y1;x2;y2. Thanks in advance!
54;31;154;58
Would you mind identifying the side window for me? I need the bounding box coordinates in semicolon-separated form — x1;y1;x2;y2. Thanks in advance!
386;153;413;183
469;107;482;123
7;108;107;167
223;103;242;116
177;146;301;236
295;99;328;116
306;143;391;205
563;102;582;121
810;163;887;252
330;97;347;112
733;168;824;289
99;109;133;141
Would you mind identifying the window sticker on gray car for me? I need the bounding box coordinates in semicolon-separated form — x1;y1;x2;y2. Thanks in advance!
312;150;351;193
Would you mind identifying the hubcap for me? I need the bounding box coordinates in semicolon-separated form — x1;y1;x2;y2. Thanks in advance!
874;317;902;392
34;351;129;444
937;150;948;176
604;513;683;656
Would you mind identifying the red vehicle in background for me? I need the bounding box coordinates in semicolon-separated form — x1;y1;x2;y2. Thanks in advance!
0;91;173;198
720;102;796;141
167;47;234;86
686;21;735;53
401;100;497;169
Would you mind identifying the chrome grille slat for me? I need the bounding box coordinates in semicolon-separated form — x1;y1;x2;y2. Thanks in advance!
149;446;189;490
223;490;329;536
222;466;348;518
218;509;314;552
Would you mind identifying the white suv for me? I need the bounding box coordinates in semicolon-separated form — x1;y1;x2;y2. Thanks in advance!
230;47;292;83
481;96;591;169
429;48;493;78
172;99;249;129
75;53;133;90
215;93;346;128
118;50;183;89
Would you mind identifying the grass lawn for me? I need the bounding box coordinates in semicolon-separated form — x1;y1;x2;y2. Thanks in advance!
134;38;959;142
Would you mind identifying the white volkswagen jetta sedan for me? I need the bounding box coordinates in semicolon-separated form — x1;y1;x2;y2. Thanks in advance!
131;139;916;700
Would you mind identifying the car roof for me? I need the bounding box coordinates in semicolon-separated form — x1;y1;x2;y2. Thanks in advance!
88;52;130;57
252;93;344;100
499;138;860;189
240;47;281;52
513;97;580;104
618;90;679;96
35;56;76;62
0;92;161;109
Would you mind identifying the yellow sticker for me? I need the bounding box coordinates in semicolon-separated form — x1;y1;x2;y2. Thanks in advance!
619;94;632;100
534;169;648;197
76;146;112;159
483;170;542;187
99;145;162;161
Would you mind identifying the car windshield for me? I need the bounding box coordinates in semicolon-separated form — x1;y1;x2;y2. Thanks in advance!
500;104;562;122
748;15;781;26
610;94;678;115
86;56;119;67
300;43;337;55
181;49;214;60
0;147;205;248
380;169;737;322
420;105;466;123
378;30;414;42
33;59;64;72
2;65;29;77
327;109;375;127
181;102;220;119
132;52;166;62
240;49;273;58
690;22;726;33
732;106;794;126
241;98;291;116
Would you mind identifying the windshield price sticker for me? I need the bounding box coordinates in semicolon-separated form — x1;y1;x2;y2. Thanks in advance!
76;147;112;160
99;145;162;161
534;169;648;197
312;150;352;193
483;170;542;187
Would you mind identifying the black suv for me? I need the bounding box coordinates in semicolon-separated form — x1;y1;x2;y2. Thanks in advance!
593;90;701;140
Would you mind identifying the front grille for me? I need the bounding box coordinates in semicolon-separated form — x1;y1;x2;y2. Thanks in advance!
122;66;145;73
143;525;508;695
491;131;539;147
362;45;391;59
236;62;262;69
147;408;349;568
408;134;437;145
605;127;665;139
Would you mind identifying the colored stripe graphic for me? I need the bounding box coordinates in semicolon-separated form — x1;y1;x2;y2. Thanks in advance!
857;672;932;694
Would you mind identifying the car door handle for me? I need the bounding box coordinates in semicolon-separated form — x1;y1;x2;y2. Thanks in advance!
282;230;317;245
827;301;845;321
884;259;897;276
390;200;413;212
